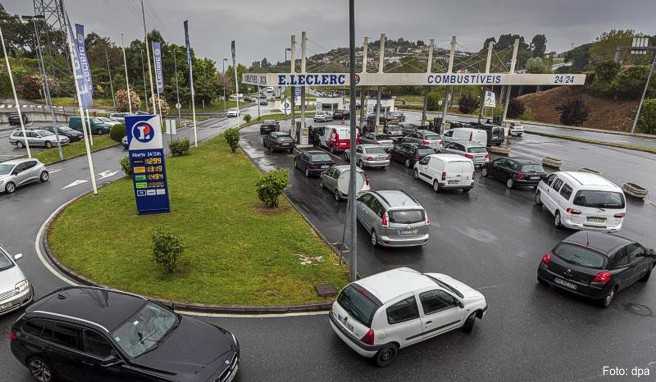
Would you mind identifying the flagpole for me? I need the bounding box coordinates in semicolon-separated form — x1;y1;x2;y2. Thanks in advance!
121;33;132;114
231;40;240;129
140;0;157;114
184;20;198;147
85;108;93;146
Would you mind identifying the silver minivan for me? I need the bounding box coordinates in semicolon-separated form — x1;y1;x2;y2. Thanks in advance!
356;190;430;247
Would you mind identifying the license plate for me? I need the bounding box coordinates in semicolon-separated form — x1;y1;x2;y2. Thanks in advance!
587;216;606;223
281;143;289;146
321;165;329;169
0;302;15;311
400;229;418;235
530;176;539;180
448;180;459;184
554;278;577;290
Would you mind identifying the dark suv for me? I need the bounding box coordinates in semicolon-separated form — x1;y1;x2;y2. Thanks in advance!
10;286;239;382
263;131;294;153
259;120;280;135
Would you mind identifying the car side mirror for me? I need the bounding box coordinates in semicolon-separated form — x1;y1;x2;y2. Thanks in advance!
456;300;464;309
13;253;23;261
101;352;122;368
648;249;656;257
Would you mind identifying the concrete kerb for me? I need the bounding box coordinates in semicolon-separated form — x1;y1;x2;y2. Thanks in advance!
524;130;656;155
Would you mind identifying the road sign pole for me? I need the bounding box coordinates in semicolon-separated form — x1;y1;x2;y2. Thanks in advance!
301;31;307;135
478;41;494;123
440;36;457;133
231;40;240;129
140;0;157;114
375;34;385;133
502;39;520;144
290;35;296;138
348;0;358;281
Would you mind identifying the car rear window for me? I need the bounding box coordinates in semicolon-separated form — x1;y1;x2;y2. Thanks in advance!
365;147;387;154
310;153;332;162
416;148;435;156
389;209;425;224
337;284;381;327
573;190;625;209
554;243;606;269
467;147;487;153
521;164;543;172
424;133;440;140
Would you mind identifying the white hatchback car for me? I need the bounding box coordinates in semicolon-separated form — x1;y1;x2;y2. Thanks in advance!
0;246;33;315
329;267;487;367
535;171;626;231
226;109;240;118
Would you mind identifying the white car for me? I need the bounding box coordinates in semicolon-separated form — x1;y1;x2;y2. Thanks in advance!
413;154;474;193
226;109;240;118
313;111;333;122
0;246;33;315
443;141;489;167
535;171;626;231
0;158;49;194
329;267;487;367
509;122;524;137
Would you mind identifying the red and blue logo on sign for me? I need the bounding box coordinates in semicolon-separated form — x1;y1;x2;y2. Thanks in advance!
132;121;155;143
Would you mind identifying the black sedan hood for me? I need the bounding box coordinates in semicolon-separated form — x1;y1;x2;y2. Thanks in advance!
131;316;236;380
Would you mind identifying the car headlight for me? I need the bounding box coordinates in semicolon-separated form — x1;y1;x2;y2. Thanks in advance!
15;280;29;293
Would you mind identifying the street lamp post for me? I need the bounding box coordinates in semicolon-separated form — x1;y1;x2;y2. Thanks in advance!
630;36;656;134
347;0;358;281
222;58;228;111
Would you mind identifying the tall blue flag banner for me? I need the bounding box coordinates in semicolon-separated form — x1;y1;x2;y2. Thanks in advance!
183;20;194;95
152;41;164;93
126;115;170;214
74;24;93;107
66;22;92;108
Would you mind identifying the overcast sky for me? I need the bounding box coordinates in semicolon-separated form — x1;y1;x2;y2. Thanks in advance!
5;0;656;66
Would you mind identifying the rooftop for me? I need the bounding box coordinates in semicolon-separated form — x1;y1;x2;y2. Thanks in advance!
561;231;632;255
356;267;434;302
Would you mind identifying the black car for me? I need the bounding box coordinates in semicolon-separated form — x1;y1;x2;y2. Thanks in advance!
390;142;436;168
10;286;239;382
537;231;656;307
294;150;334;177
8;112;30;126
481;157;546;189
259;120;280;135
332;110;350;120
398;122;423;136
264;131;294;153
40;126;84;142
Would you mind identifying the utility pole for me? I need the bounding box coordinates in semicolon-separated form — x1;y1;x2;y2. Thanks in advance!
300;31;307;138
222;58;227;111
501;39;520;126
231;40;240;129
290;34;297;138
121;33;132;113
183;20;198;147
478;40;494;123
440;36;456;134
105;47;116;109
140;0;157;113
0;25;31;158
359;36;368;131
422;39;434;126
375;33;385;133
347;0;358;281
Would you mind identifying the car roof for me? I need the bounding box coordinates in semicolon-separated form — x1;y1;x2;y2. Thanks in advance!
355;267;435;303
560;231;633;256
416;129;438;135
371;190;422;209
26;287;147;332
557;172;621;191
508;157;539;165
305;150;329;156
360;144;385;149
1;158;37;166
428;154;472;162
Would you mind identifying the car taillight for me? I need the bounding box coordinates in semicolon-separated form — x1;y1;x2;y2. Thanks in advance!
365;175;370;185
592;271;612;284
426;214;431;225
541;252;552;267
367;156;373;161
441;171;446;181
566;208;582;215
464;153;474;159
8;330;16;342
381;211;389;228
422;139;430;145
415;155;422;160
614;213;625;218
484;153;490;162
515;172;525;180
361;328;375;345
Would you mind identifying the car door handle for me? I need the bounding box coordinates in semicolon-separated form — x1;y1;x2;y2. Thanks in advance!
425;321;432;325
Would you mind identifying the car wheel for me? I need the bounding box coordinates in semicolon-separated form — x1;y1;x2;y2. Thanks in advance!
404;159;411;168
413;169;419;179
17;141;24;149
370;230;378;247
374;343;399;368
305;168;310;177
534;191;542;206
481;167;488;177
433;180;440;193
639;269;652;282
506;178;514;189
40;171;49;183
44;141;52;149
554;211;562;228
5;182;16;194
357;159;364;168
462;312;477;333
334;189;341;201
28;357;53;382
600;286;617;308
462;187;471;193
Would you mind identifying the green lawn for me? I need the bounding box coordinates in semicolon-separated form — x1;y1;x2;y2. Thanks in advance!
48;134;348;306
35;135;119;165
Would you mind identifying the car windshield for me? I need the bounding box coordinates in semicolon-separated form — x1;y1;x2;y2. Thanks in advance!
364;147;387;154
112;303;178;358
521;164;544;172
467;147;487;153
0;164;14;175
554;243;606;269
337;284;381;327
274;134;292;140
310;154;332;162
424;134;440;140
375;135;389;140
573;190;625;209
389;209;425;224
0;248;14;271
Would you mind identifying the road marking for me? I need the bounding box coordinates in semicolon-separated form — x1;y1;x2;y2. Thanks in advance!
35;199;80;286
49;168;62;174
98;170;119;180
62;179;88;190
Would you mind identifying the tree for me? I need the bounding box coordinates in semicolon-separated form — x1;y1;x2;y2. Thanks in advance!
17;74;43;99
459;93;479;114
526;57;549;74
564;43;593;72
637;99;656;134
556;98;589;126
612;66;656;100
589;61;621;97
530;34;547;57
588;30;634;65
224;128;240;153
507;98;525;119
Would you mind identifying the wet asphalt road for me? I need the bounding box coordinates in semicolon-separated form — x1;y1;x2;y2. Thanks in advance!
1;108;656;381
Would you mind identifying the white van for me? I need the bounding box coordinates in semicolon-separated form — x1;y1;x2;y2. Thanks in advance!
413;154;475;193
535;171;627;231
442;128;487;147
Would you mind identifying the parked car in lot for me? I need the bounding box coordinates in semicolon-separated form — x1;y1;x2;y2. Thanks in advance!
482;158;546;189
259;120;280;135
535;171;626;231
359;132;394;149
263;132;294;153
443;142;489;167
226;109;240;117
468;123;505;146
313;111;333;122
9;129;70;149
442;128;487;147
383;124;403;138
413;154;474;193
385;111;406;123
69;116;113;135
344;144;390;169
537;231;656;307
259;99;268;106
390;143;436;168
508;122;524;137
401;129;443;151
320;164;370;201
315;125;358;153
39;126;83;142
10;286;239;382
0;245;32;316
329;267;487;367
0;158;49;194
108;112;128;122
294;150;335;177
8;112;29;126
399;122;422;136
332;110;350;120
356;190;430;247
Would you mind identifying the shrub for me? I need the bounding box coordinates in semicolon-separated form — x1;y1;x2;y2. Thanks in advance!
256;169;288;208
152;229;184;273
425;90;446;111
224;128;240;153
169;138;190;156
611;66;656;100
243;114;252;124
459;93;479;114
507;98;526;119
115;88;141;112
556;98;589;126
637;98;656;135
110;123;125;143
120;156;131;176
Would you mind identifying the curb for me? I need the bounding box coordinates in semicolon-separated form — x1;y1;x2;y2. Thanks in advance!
524;130;656;155
512;119;656;141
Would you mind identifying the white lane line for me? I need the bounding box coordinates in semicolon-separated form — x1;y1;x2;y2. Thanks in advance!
35;199;79;286
98;170;119;180
62;179;88;190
